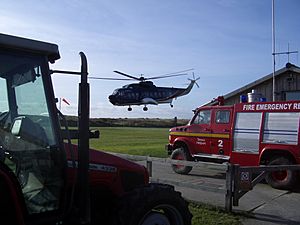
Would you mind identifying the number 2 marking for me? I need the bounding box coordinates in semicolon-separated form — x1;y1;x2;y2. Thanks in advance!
218;140;223;148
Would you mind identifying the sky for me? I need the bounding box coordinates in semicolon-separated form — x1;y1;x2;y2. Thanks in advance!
1;0;300;119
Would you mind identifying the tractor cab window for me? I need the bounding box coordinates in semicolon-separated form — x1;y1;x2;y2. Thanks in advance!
0;51;63;215
0;77;8;112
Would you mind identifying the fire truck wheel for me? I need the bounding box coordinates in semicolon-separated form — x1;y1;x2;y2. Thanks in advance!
113;183;192;225
265;157;297;190
171;147;193;175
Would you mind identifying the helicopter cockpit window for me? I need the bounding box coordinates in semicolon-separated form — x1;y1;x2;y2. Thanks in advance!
0;51;63;215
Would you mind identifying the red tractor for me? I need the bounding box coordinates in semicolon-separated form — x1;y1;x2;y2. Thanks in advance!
0;33;192;225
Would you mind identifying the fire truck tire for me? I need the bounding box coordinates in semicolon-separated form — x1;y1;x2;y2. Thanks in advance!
113;183;192;225
265;156;297;190
171;147;193;175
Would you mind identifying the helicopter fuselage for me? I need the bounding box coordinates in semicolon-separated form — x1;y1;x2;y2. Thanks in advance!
108;81;186;107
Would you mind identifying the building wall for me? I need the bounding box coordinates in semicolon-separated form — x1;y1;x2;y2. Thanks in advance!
224;70;300;105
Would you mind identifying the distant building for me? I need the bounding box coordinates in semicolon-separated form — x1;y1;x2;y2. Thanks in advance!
205;63;300;106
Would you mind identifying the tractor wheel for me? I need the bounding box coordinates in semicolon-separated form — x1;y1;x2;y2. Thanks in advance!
170;147;193;175
113;183;192;225
265;156;297;190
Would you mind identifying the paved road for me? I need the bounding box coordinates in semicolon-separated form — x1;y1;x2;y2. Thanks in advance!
141;160;300;225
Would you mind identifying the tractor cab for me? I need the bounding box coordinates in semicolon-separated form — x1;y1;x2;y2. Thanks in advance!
0;34;192;225
0;34;65;222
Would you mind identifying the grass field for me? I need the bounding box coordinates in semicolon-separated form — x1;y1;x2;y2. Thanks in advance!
89;127;169;158
88;126;243;224
189;203;242;225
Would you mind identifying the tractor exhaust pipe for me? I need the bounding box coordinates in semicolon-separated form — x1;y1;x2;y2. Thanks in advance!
77;52;90;224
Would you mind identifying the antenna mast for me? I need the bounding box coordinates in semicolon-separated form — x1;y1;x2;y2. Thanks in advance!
272;0;298;101
272;0;276;101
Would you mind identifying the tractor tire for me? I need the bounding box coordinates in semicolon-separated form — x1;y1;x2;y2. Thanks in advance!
171;147;193;175
113;183;192;225
265;156;297;190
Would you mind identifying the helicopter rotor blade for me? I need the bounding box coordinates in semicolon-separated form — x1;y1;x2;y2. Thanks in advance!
113;68;194;81
146;73;188;80
113;71;141;81
89;76;132;80
156;68;194;77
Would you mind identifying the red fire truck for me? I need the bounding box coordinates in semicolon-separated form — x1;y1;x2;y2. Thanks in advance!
167;97;300;189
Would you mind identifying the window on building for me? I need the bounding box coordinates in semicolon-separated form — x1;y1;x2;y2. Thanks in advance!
285;91;300;100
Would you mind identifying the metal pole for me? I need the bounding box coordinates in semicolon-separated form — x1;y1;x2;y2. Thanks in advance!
77;52;90;224
233;164;240;206
288;43;290;63
146;158;153;177
225;164;233;212
59;97;62;111
272;0;276;101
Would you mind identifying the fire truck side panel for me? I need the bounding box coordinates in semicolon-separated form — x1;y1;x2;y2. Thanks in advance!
230;101;300;166
172;135;200;155
185;123;211;154
229;152;260;166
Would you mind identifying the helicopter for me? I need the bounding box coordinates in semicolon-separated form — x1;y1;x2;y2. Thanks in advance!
91;69;199;111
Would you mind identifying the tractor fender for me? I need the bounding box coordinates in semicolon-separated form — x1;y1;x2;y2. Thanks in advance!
0;163;26;225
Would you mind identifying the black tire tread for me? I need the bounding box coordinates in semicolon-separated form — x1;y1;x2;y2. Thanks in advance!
265;156;297;190
171;147;193;175
113;183;192;225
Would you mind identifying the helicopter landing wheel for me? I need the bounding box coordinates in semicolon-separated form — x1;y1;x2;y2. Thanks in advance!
170;104;174;108
128;107;132;111
143;106;148;111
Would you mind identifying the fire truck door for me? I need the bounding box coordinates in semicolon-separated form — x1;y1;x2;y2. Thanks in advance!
210;109;231;156
187;109;212;154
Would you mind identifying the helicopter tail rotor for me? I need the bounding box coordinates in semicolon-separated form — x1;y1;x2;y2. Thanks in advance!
188;72;200;88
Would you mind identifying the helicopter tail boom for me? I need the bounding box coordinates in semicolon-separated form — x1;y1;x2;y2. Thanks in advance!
172;76;200;98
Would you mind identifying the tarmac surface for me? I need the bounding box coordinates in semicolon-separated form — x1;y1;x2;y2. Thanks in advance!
141;160;300;225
